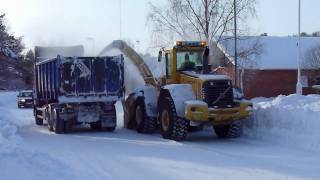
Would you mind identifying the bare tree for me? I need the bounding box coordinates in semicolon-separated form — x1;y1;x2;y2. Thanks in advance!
303;44;320;69
147;0;256;47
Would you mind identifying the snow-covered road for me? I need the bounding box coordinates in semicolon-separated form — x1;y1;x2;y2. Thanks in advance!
1;92;320;180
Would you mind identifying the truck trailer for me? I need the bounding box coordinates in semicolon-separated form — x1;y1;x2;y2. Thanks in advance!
33;55;124;133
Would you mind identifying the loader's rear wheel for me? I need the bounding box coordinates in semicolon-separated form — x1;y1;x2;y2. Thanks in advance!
158;96;188;141
213;120;243;138
135;98;156;134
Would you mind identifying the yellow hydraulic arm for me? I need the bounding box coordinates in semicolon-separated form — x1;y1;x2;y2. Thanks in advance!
99;40;158;87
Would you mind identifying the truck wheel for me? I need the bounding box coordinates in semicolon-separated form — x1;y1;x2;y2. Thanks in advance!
46;109;53;132
158;96;188;141
90;121;102;130
34;109;43;126
135;98;156;134
52;108;64;134
213;120;243;138
64;120;73;134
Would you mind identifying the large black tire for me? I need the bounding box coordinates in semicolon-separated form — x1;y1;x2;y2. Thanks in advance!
213;120;243;138
45;109;54;132
134;98;156;134
158;95;188;141
34;109;43;126
64;120;73;134
52;108;64;134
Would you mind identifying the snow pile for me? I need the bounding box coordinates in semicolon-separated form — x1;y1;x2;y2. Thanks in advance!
246;94;320;152
0;92;74;179
0;92;33;152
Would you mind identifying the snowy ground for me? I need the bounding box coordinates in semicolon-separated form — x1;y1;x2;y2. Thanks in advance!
1;91;320;180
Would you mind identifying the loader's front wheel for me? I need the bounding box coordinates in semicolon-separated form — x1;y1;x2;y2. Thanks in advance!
135;98;156;134
158;96;188;141
213;120;243;138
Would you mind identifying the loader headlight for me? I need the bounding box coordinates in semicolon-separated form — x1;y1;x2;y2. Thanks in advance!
20;99;26;102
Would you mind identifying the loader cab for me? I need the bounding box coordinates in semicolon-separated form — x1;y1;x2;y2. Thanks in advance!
158;41;209;84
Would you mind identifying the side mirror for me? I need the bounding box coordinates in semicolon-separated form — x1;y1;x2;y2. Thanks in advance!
158;51;162;62
204;47;210;56
203;47;210;74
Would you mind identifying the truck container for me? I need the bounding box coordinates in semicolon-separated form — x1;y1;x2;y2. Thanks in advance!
33;55;124;133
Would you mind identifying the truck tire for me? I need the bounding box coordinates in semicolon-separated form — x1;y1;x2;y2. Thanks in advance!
64;120;73;134
52;108;64;134
34;109;43;126
134;98;156;134
213;120;243;138
158;95;188;141
45;109;53;132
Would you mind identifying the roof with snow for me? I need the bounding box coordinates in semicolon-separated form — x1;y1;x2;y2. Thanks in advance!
219;36;320;70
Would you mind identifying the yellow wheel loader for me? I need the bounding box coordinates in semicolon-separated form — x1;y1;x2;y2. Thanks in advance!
100;40;252;141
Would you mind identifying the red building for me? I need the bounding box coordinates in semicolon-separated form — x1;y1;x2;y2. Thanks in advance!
214;36;320;99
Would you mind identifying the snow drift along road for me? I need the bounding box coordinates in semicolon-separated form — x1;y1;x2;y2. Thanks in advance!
246;94;320;152
1;91;320;180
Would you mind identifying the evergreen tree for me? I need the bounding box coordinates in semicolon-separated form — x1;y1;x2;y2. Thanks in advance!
0;13;24;55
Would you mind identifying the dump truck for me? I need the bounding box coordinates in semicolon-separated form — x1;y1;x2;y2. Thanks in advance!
100;40;252;141
33;46;124;134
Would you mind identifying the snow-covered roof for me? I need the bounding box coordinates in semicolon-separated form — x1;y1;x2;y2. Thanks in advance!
219;36;320;70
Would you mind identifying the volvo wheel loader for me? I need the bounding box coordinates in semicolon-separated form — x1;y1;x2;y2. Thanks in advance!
99;40;252;141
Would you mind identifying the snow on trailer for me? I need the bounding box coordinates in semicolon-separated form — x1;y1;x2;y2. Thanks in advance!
33;55;125;134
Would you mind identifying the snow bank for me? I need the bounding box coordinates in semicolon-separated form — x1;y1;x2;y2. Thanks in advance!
0;92;74;179
246;94;320;152
0;91;33;151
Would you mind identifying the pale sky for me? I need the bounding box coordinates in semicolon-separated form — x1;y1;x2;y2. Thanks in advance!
0;0;319;55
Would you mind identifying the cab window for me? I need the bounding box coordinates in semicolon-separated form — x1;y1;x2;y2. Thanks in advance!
177;51;203;71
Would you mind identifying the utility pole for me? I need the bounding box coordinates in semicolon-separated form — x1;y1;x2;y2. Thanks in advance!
296;0;302;95
234;0;238;87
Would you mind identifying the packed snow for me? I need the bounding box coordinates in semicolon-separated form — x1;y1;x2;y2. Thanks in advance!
246;94;320;152
1;91;320;180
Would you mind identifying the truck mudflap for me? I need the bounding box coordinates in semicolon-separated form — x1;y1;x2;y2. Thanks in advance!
184;100;252;124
